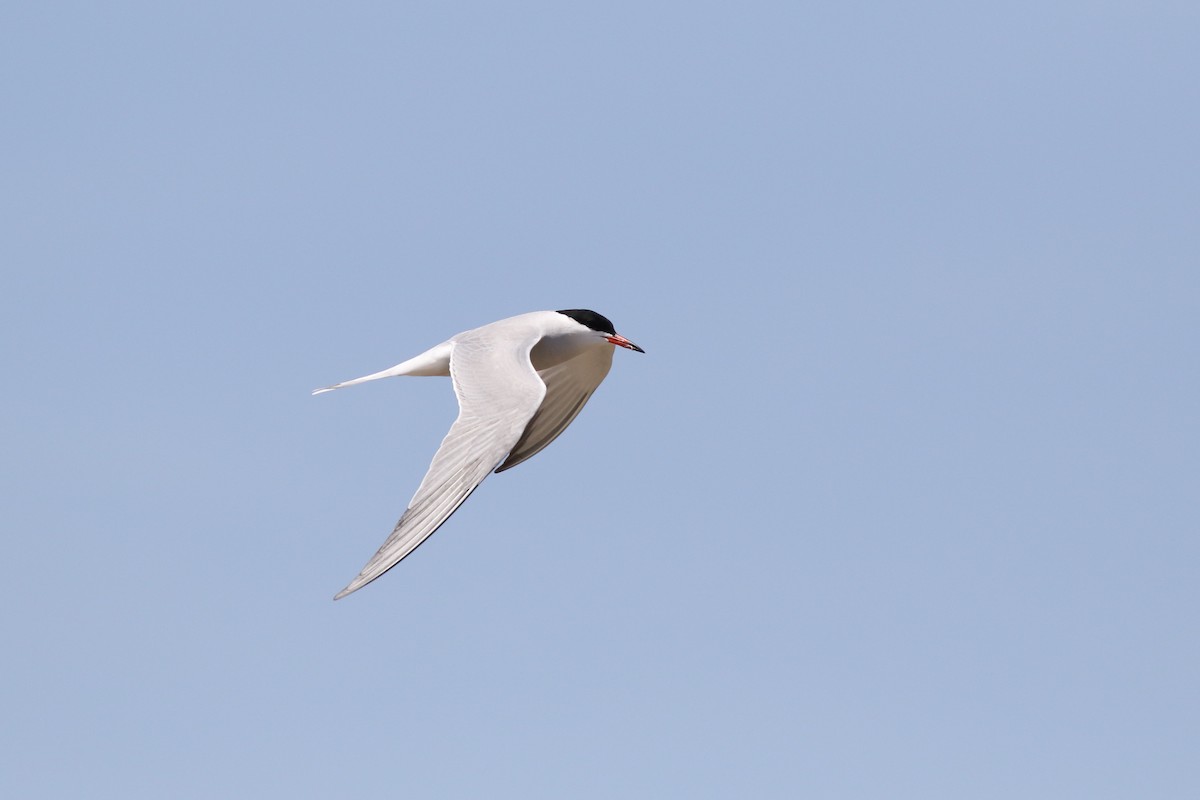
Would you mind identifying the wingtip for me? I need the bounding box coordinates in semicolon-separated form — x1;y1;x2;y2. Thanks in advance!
333;580;361;600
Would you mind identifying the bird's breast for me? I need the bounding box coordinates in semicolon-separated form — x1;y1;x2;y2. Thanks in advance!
529;334;597;370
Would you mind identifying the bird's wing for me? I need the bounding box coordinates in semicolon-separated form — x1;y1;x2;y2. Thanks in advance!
495;345;614;473
334;331;546;599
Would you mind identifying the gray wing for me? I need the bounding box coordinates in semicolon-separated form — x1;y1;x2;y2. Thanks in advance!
495;345;614;473
334;331;546;599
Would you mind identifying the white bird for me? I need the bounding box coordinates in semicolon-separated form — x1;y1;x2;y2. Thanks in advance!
314;309;644;599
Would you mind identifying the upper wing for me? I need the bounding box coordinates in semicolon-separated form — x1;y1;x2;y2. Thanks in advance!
494;345;614;473
334;331;546;599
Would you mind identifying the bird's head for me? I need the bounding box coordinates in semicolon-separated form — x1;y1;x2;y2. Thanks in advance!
556;309;645;353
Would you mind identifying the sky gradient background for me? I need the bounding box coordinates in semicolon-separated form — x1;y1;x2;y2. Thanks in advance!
3;2;1197;797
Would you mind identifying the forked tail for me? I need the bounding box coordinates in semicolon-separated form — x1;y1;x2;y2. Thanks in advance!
312;341;454;395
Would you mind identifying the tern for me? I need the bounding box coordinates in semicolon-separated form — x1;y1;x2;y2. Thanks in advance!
314;309;644;599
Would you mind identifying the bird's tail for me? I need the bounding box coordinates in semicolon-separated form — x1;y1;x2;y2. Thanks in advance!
312;341;453;395
312;365;407;395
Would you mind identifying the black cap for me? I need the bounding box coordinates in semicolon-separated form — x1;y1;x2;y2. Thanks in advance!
557;309;616;335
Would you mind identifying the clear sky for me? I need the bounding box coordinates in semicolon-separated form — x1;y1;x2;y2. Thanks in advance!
3;2;1197;797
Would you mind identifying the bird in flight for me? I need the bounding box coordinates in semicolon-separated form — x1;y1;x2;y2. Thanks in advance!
314;309;644;599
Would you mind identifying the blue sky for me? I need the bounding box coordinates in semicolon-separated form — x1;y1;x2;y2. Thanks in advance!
3;2;1197;797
